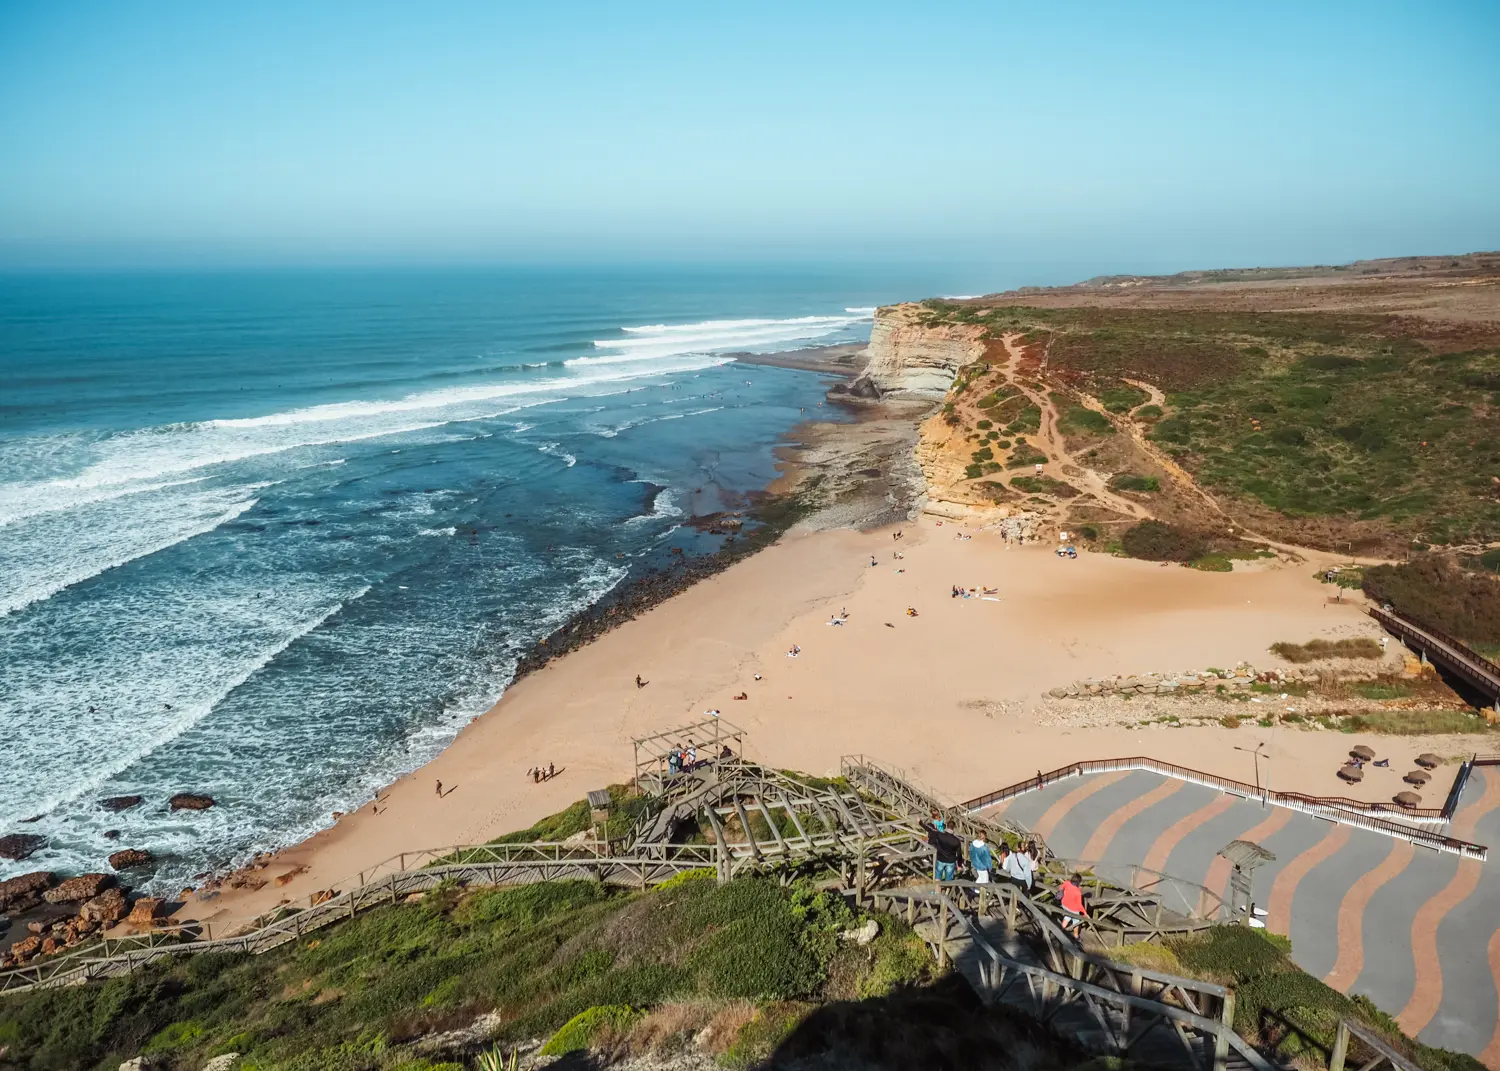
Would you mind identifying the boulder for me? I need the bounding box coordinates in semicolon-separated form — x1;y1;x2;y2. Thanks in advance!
125;897;166;928
0;833;46;861
100;795;144;813
847;375;882;400
168;793;216;811
1048;687;1068;699
10;935;41;962
0;871;55;912
104;829;121;840
40;936;61;955
44;873;114;903
109;849;154;870
80;887;129;926
202;1054;242;1071
840;918;881;946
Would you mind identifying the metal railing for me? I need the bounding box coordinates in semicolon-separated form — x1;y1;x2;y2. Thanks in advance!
1369;606;1500;703
960;756;1487;860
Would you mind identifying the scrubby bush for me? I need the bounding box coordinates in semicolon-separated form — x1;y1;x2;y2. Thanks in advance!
1270;638;1383;663
1059;406;1114;436
1363;558;1500;647
1120;520;1207;562
1109;474;1160;493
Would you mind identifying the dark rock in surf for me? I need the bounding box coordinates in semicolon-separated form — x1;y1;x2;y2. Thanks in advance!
848;375;882;400
104;829;121;840
168;793;216;811
109;848;153;870
0;834;45;861
100;795;144;812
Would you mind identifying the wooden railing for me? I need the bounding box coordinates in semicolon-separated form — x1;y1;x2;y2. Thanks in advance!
1369;606;1500;703
960;756;1487;860
869;883;1272;1071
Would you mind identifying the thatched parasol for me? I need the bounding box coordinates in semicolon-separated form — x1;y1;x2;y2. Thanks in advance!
1350;744;1376;761
1404;769;1432;786
1416;753;1441;769
1338;764;1365;783
1394;790;1422;807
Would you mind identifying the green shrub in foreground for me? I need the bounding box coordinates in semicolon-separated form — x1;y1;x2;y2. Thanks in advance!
539;1004;641;1056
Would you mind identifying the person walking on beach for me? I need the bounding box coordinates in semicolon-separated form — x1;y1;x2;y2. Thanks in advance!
635;674;647;689
435;779;442;797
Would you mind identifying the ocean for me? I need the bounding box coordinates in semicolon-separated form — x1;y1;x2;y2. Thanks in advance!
0;264;991;890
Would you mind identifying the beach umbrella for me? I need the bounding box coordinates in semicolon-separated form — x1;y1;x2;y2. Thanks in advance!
1350;745;1376;761
1337;764;1364;783
1404;769;1432;786
1416;753;1441;769
1394;791;1422;808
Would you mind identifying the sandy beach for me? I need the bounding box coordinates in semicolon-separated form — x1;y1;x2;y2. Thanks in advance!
185;516;1484;931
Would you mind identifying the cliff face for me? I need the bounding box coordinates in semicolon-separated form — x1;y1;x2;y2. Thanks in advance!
860;304;986;398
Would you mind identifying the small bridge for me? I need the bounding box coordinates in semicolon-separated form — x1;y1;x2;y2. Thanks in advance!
1369;605;1500;713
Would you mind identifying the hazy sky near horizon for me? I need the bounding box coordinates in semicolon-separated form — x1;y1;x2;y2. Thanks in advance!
1;1;1496;271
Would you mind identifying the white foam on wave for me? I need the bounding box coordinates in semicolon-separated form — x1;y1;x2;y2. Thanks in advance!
3;587;369;825
0;487;263;618
575;312;868;366
537;442;577;467
0;356;724;527
844;306;878;315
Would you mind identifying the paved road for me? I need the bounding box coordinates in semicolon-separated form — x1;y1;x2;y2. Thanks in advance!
981;766;1500;1065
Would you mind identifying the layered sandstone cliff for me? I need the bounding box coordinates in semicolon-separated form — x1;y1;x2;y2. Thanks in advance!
859;303;986;398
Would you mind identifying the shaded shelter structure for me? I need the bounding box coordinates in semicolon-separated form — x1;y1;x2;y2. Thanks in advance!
631;715;745;793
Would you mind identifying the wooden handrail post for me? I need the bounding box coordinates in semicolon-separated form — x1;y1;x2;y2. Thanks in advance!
938;897;950;968
1329;1018;1349;1071
1213;991;1235;1071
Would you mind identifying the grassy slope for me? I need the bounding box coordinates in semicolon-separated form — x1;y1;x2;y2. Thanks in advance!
0;871;933;1071
919;302;1500;549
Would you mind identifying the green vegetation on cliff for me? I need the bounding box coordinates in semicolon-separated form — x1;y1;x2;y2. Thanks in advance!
920;301;1500;546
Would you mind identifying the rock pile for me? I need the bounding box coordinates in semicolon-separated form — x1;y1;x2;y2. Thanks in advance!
0;871;55;914
109;848;153;869
42;873;114;904
1047;663;1315;699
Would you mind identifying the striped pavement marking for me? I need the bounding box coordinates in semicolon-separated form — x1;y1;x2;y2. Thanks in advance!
1324;838;1415;990
1080;778;1184;861
1032;771;1129;843
1143;792;1239;875
1267;822;1352;935
1397;770;1500;1038
1482;928;1500;1068
1200;806;1294;905
1399;860;1485;1037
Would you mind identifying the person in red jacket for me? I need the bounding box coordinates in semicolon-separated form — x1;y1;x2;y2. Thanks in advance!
1059;872;1088;934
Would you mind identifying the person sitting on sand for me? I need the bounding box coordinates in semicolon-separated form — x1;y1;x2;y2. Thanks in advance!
951;585;962;598
869;556;878;567
733;691;748;700
828;615;844;626
787;645;801;657
906;607;919;617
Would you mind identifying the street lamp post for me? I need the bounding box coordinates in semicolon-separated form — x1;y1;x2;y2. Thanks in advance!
1235;742;1270;807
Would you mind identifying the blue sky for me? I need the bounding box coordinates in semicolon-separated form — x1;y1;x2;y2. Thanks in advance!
0;1;1496;270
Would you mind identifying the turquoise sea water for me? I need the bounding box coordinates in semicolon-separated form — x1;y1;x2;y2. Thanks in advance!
0;265;991;888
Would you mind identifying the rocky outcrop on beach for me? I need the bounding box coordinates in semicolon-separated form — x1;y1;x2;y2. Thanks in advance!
0;833;45;860
169;793;216;811
0;871;55;913
860;304;987;398
42;873;114;903
1047;663;1301;699
81;887;129;926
